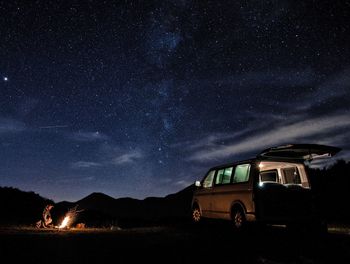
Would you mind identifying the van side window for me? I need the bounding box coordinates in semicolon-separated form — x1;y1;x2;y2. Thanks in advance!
232;164;250;183
259;170;278;183
282;167;301;184
216;169;224;185
215;167;233;185
203;170;215;188
222;167;233;184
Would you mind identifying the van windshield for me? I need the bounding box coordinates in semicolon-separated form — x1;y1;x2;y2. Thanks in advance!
203;170;215;188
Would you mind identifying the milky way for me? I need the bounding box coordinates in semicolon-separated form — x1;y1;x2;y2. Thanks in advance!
0;1;349;201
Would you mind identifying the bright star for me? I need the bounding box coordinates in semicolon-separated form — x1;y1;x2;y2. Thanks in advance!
3;77;8;81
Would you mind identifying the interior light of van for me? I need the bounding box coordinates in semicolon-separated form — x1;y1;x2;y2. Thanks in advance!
258;163;264;168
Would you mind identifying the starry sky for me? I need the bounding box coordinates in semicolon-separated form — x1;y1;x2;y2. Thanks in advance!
1;0;350;202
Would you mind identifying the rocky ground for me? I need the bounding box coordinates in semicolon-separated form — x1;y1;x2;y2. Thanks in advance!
1;223;350;264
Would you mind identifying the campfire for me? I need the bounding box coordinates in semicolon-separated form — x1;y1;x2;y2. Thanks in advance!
57;205;83;229
58;216;71;229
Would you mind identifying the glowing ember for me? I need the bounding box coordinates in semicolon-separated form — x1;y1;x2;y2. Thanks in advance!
59;216;70;229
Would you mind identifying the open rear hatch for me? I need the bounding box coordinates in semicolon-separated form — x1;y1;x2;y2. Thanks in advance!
257;144;341;162
255;144;341;222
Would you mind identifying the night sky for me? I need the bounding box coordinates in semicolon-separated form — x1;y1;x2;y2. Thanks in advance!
1;1;350;202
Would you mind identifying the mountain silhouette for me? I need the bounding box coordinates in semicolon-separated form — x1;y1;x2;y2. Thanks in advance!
54;185;195;227
0;185;194;227
0;187;53;225
1;159;349;227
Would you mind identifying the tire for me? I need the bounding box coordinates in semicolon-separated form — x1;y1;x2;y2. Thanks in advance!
192;206;201;223
232;207;246;230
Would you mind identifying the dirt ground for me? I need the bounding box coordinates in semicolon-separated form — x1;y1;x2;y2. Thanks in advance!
1;223;350;264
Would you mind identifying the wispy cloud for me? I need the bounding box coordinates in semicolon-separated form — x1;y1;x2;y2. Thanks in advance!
174;180;192;188
291;68;350;112
112;149;144;165
185;68;350;163
0;118;26;134
39;125;69;129
220;68;316;88
71;161;103;169
70;131;108;142
189;113;350;162
313;68;350;102
172;130;252;151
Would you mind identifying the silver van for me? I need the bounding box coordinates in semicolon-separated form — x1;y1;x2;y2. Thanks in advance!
191;144;340;230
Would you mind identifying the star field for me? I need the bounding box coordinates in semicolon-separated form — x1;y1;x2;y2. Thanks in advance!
1;1;350;201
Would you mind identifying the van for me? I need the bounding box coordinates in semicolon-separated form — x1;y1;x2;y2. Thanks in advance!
191;144;341;230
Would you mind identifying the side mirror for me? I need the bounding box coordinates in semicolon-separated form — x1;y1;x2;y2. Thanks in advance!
195;181;201;187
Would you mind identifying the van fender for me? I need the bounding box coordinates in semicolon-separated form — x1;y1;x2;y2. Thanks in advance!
192;199;201;213
230;200;247;218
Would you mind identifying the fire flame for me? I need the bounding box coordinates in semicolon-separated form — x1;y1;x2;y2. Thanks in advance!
59;216;70;229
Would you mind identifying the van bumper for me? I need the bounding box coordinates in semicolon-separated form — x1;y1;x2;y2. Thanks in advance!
246;213;256;222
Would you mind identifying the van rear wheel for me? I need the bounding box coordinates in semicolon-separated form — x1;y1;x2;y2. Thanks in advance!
232;207;246;229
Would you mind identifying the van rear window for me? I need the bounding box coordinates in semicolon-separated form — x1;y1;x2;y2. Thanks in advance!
232;164;250;183
282;167;301;184
260;170;278;183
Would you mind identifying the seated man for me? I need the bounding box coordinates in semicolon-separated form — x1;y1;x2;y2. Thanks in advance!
36;204;54;228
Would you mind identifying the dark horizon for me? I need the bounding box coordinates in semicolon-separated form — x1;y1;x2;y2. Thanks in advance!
0;180;194;203
1;157;349;204
1;1;350;202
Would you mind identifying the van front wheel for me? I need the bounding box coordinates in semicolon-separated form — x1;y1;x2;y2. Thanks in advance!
192;207;201;223
232;207;246;229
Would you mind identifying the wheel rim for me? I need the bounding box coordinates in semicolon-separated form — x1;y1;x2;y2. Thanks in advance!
192;208;201;222
234;211;243;228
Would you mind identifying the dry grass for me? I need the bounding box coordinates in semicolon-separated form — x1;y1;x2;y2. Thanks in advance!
1;224;350;264
328;223;350;235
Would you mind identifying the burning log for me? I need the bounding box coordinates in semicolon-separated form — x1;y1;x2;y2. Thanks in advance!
58;216;70;229
76;223;86;229
57;205;83;229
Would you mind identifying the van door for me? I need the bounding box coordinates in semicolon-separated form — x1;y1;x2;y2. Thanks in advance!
211;164;253;220
195;170;215;218
210;166;233;219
